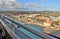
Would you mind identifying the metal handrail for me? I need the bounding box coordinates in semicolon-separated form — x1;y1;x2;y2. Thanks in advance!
1;18;35;39
0;19;20;39
1;15;57;39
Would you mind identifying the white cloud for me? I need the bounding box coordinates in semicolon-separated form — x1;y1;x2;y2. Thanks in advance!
25;3;31;6
25;3;39;7
0;0;3;5
10;0;15;2
42;0;46;2
5;0;16;2
0;0;23;8
32;3;39;7
0;0;30;11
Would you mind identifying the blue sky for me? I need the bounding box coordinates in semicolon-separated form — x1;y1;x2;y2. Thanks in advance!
16;0;60;11
0;0;60;11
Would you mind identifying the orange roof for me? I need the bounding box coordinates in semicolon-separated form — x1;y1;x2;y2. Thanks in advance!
44;21;51;24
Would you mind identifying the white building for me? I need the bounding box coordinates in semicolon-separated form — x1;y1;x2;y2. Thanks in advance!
44;21;51;28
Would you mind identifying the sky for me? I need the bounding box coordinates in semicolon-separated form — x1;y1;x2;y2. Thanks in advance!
0;0;60;11
17;0;60;11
